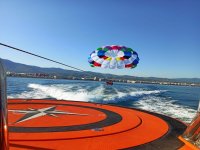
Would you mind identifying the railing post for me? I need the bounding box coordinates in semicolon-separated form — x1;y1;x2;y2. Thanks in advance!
182;100;200;148
0;59;9;150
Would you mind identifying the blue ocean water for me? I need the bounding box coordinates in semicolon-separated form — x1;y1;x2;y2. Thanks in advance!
7;77;200;123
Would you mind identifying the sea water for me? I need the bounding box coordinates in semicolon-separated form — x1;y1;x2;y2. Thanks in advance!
7;77;200;123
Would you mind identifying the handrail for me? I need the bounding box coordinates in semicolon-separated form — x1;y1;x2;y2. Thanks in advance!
182;100;200;148
0;59;9;150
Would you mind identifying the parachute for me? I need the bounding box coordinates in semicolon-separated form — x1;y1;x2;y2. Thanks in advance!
88;45;139;69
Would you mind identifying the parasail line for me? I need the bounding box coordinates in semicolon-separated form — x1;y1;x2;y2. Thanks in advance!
0;43;84;72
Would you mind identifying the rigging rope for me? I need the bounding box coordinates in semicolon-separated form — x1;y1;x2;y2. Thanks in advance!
0;43;84;72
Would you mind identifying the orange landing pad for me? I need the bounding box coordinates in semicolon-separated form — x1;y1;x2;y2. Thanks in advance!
8;99;170;150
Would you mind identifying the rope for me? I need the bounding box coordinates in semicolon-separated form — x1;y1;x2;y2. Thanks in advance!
0;43;84;72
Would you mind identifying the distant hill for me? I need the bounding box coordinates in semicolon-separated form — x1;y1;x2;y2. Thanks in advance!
1;58;200;83
1;58;87;78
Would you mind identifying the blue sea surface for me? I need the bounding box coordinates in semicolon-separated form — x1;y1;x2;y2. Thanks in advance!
7;77;200;123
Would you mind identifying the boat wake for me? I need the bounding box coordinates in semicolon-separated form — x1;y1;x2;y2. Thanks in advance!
9;83;165;102
134;96;196;123
8;82;197;123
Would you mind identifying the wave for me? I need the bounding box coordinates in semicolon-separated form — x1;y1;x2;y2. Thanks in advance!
8;82;196;123
9;83;104;101
129;90;164;96
101;88;166;102
134;96;196;123
8;83;166;102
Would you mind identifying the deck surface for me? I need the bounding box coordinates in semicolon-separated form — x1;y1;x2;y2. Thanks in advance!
8;99;186;150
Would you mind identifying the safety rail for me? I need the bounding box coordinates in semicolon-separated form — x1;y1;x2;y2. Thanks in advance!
182;100;200;148
0;59;9;150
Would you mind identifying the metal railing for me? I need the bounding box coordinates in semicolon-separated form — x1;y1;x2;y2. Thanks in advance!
182;100;200;148
0;59;9;150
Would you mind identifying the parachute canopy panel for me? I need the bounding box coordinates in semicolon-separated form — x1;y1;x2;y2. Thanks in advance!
88;45;139;69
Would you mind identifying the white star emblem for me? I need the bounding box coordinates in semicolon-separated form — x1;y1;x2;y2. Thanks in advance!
9;106;88;124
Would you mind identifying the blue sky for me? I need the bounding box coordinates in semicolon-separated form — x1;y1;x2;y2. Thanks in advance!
0;0;199;78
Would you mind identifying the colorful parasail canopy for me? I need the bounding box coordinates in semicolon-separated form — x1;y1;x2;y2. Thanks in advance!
88;45;139;69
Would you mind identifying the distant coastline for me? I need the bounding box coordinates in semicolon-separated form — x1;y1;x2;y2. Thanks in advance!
2;58;200;87
7;73;200;87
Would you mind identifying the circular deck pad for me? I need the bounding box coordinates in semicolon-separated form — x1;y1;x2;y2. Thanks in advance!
9;99;169;150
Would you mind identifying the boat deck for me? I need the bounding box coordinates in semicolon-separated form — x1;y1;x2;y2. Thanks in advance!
8;99;186;150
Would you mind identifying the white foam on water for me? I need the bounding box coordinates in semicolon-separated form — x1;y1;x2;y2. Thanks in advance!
29;83;99;101
130;90;164;96
134;96;196;123
8;83;166;103
9;83;105;102
9;85;49;99
102;89;166;102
